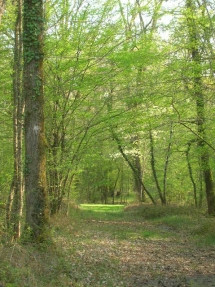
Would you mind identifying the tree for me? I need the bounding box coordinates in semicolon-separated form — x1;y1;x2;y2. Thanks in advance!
0;0;6;24
6;0;24;241
23;0;50;241
0;1;20;236
109;0;168;203
185;0;215;215
2;0;215;229
44;0;129;210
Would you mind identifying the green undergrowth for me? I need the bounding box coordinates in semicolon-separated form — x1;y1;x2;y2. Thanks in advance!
124;203;200;219
78;204;172;240
71;203;215;244
124;204;215;245
77;203;215;244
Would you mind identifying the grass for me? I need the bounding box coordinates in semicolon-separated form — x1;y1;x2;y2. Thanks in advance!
0;203;215;286
79;204;125;221
79;204;173;240
125;203;215;244
78;203;215;243
80;204;125;212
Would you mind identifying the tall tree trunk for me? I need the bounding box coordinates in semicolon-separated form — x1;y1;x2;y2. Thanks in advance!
186;0;215;215
23;0;50;241
6;0;24;241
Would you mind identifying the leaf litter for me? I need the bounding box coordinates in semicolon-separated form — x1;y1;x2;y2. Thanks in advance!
52;211;215;287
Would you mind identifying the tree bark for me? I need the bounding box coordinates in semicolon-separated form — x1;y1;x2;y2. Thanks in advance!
162;123;173;204
186;141;197;207
6;0;24;241
133;155;145;202
23;0;50;241
186;0;215;215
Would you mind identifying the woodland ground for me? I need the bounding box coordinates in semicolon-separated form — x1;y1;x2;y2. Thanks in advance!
0;203;215;287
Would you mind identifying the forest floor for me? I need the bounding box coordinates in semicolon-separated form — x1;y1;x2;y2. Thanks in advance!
1;204;215;286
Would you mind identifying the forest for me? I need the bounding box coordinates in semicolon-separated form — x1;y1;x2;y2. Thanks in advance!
0;0;215;286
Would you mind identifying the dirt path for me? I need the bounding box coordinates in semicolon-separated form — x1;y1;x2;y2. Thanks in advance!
59;218;215;287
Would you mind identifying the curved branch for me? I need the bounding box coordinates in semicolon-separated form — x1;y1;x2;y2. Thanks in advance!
112;132;156;205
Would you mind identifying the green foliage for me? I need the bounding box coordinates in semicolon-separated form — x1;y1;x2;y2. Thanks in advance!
42;0;215;209
0;1;14;207
2;0;215;247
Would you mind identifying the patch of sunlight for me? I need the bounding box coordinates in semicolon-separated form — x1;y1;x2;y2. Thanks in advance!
80;204;124;213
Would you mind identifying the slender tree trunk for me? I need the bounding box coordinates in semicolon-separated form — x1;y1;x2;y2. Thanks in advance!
111;167;120;204
198;168;203;208
162;123;173;204
186;141;197;207
47;107;67;214
186;0;215;215
149;128;165;204
6;0;24;241
133;154;145;202
23;0;50;241
0;0;6;24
